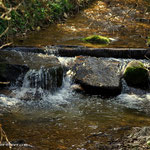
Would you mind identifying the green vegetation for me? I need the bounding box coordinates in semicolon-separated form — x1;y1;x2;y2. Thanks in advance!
123;61;149;88
0;0;94;45
82;35;110;44
9;0;73;32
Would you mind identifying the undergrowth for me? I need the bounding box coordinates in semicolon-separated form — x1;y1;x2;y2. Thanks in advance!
0;0;94;45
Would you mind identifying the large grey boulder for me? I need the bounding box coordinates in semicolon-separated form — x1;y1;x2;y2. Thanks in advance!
72;56;122;96
0;50;63;90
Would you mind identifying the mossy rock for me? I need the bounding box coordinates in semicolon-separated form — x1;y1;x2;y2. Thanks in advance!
123;61;149;88
82;35;110;44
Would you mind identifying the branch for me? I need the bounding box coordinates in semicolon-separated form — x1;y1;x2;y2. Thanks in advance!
0;1;9;11
0;27;9;38
0;2;22;20
0;42;12;49
0;125;12;149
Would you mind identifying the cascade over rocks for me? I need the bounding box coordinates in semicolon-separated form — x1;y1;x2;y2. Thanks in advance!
71;56;122;96
0;50;63;91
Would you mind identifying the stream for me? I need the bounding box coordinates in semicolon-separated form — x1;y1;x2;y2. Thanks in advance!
0;56;150;150
1;0;150;150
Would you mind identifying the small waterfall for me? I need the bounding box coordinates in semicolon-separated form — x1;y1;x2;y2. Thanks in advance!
0;75;73;112
1;57;75;107
1;54;150;114
12;66;61;101
23;68;57;91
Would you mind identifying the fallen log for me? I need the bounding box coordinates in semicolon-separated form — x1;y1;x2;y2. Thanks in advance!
2;46;150;59
54;47;149;59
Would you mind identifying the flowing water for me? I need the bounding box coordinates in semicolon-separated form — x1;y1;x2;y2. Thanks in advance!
1;0;150;149
0;56;150;150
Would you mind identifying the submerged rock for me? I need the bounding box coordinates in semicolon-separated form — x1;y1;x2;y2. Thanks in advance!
123;60;149;88
0;50;63;90
72;57;122;96
82;35;110;44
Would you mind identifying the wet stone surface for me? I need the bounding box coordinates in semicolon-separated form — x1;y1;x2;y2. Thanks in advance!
0;50;63;90
72;56;122;96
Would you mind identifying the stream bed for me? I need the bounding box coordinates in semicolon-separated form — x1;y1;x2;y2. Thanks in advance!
1;0;150;149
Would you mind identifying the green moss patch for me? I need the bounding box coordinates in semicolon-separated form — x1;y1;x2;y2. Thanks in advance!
123;61;149;88
82;35;110;44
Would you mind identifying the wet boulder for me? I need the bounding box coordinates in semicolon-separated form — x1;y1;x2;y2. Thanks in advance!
123;60;149;88
72;57;122;96
0;50;63;90
0;61;29;86
23;53;63;91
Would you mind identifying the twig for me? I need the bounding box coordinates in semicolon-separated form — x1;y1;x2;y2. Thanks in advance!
0;42;12;49
0;1;9;11
144;55;150;61
0;125;12;149
0;2;22;20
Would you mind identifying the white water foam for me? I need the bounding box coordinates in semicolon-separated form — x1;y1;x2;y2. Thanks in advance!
0;76;73;112
0;57;75;111
115;93;150;113
0;94;21;107
58;57;75;67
